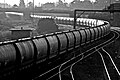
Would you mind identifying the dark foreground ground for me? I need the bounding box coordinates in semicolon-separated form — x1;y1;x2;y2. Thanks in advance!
61;30;120;80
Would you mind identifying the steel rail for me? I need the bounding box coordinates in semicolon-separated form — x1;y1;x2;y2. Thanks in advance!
98;50;111;80
59;54;84;80
59;31;117;80
102;48;120;76
33;30;119;80
75;9;120;13
70;48;97;80
97;48;120;80
70;30;119;80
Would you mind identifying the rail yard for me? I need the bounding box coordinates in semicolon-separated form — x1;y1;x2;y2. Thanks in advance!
0;1;120;80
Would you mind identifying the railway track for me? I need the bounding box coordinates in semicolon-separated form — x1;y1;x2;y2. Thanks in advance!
70;48;120;80
98;48;120;80
0;10;119;80
69;30;120;80
32;30;119;80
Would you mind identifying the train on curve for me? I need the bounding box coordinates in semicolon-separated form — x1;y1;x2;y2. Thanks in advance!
0;17;110;77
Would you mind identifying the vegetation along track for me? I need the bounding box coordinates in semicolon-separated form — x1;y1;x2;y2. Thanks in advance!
33;30;120;80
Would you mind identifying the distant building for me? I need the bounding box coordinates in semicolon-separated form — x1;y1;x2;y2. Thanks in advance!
41;2;55;10
55;0;70;10
12;4;18;8
10;26;34;40
106;2;120;26
0;3;11;8
19;0;25;9
110;3;120;10
94;0;120;9
70;1;93;10
107;1;120;10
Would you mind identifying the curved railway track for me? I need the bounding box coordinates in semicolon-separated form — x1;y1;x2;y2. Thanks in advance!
98;48;120;80
0;12;117;80
33;30;120;80
66;30;120;80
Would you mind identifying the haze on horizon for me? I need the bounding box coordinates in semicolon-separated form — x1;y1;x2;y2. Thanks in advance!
0;0;96;6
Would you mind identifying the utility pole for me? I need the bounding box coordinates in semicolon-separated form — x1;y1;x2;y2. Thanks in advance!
110;0;112;4
33;0;34;27
27;0;28;7
33;0;34;15
4;0;5;8
19;0;25;9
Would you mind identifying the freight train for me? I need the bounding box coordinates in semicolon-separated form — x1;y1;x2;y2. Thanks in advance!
0;17;110;77
32;15;104;28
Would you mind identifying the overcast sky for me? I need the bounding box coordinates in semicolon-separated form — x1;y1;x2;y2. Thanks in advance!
0;0;96;6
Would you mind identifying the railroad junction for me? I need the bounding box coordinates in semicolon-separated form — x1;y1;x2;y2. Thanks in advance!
0;9;120;80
